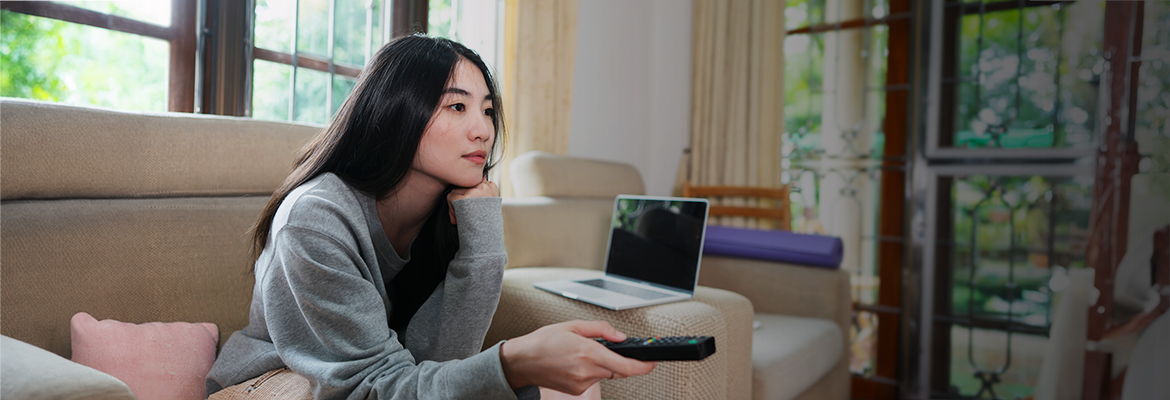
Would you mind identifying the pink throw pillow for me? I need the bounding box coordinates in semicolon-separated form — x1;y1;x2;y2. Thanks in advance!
70;312;219;400
540;383;602;400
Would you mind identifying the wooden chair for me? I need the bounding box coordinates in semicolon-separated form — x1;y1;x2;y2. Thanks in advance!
682;181;793;230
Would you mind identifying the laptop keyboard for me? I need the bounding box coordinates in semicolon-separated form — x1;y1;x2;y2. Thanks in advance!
579;279;674;300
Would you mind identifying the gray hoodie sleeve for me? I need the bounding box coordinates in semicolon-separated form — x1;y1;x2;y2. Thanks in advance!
259;196;532;400
403;197;507;362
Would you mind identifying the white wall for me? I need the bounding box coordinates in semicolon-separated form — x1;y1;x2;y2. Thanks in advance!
568;0;693;196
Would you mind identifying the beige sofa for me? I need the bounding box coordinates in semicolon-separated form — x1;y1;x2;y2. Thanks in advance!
0;99;755;399
493;151;852;400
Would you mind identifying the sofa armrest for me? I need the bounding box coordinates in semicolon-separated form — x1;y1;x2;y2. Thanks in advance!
698;256;852;339
1;335;135;400
486;268;754;400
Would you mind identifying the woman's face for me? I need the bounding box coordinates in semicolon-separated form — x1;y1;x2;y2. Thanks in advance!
412;59;496;189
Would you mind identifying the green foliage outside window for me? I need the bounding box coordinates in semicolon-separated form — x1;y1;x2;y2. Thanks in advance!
954;2;1105;149
1;11;70;102
252;59;292;121
1136;2;1170;174
950;175;1093;329
0;10;168;113
428;0;455;40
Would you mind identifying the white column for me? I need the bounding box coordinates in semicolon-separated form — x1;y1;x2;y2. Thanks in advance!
819;0;873;284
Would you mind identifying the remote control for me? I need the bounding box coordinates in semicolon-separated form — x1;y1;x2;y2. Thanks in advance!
595;335;716;361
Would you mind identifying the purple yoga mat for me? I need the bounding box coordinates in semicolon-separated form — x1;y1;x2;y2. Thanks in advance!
702;225;843;269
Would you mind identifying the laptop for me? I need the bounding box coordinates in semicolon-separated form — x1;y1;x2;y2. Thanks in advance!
534;195;710;310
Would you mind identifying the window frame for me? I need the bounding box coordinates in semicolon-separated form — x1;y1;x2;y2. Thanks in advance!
925;2;1089;398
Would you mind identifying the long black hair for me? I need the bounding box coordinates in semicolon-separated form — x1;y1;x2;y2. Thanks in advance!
249;35;505;336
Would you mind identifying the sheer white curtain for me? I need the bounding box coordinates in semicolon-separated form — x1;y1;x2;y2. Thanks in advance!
688;0;785;227
497;0;578;197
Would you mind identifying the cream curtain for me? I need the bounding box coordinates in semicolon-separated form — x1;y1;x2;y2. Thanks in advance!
497;0;578;197
687;0;785;227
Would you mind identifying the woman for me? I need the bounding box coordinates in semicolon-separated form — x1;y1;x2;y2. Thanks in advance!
206;35;655;399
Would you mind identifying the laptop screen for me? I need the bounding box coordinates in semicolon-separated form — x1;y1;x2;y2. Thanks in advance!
604;196;709;293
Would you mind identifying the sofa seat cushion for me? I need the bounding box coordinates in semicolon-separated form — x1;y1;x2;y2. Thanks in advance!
751;313;843;400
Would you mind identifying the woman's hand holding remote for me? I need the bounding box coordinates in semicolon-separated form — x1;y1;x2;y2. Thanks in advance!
499;320;657;395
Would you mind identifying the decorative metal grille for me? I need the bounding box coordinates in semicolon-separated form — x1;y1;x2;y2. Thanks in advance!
1136;2;1170;175
942;174;1092;398
782;0;902;378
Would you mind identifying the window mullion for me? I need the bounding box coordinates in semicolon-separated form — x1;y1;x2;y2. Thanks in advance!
243;0;255;117
288;0;300;121
170;0;198;112
0;1;173;40
327;0;336;121
383;0;393;44
365;0;375;66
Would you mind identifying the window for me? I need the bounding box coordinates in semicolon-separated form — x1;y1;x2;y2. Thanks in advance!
781;0;910;398
248;0;500;124
2;1;500;120
928;3;1101;397
1;0;197;112
917;1;1166;399
249;0;391;124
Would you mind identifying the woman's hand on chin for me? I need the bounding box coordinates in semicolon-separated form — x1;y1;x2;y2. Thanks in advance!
447;177;499;225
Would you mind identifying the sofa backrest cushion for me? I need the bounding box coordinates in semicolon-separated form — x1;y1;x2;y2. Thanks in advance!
502;152;647;270
0;99;317;200
502;197;615;270
509;151;645;198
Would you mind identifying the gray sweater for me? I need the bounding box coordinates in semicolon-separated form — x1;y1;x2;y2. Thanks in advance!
206;173;536;399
